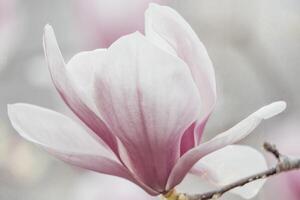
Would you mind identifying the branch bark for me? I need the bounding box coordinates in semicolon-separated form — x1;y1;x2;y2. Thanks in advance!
162;142;300;200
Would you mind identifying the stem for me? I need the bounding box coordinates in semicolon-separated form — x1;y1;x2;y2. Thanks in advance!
165;142;300;200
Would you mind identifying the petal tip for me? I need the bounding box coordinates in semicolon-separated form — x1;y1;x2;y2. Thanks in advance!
257;101;287;119
42;23;65;72
7;103;12;110
7;103;19;117
7;103;29;140
274;100;287;111
7;104;13;117
44;24;52;31
43;24;55;39
147;3;166;15
7;103;29;120
148;2;160;9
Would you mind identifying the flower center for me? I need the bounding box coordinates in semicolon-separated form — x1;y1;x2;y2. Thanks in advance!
161;189;188;200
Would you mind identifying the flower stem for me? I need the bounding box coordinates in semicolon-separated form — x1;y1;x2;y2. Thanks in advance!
161;189;188;200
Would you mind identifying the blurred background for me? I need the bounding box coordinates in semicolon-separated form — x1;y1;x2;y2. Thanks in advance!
0;0;299;199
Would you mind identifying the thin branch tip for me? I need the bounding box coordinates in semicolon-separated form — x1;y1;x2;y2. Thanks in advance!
263;142;281;160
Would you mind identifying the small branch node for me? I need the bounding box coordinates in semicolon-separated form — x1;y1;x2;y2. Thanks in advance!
263;142;281;160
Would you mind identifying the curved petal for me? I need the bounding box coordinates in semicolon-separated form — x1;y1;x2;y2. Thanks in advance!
66;49;106;115
145;4;217;149
145;4;216;119
43;25;118;153
7;103;127;178
180;123;196;156
167;101;286;190
93;32;201;192
192;145;267;199
180;118;208;156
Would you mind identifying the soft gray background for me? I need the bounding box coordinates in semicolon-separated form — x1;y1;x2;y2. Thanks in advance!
0;0;299;199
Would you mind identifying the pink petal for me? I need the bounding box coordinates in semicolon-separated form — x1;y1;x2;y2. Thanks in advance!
180;123;196;156
43;25;118;154
145;4;217;148
180;118;208;156
145;4;216;118
93;32;201;192
8;103;158;195
167;101;286;190
7;103;128;179
66;49;106;115
192;145;267;199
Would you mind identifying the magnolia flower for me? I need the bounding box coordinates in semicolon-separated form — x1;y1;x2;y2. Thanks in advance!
75;0;170;48
8;4;286;196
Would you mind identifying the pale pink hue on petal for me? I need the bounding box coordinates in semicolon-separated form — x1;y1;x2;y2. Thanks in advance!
66;49;106;115
192;145;267;199
180;119;208;156
43;25;118;154
7;103;159;194
180;123;196;156
166;101;286;190
75;0;171;48
7;103;128;179
145;4;216;114
145;4;216;150
93;32;201;192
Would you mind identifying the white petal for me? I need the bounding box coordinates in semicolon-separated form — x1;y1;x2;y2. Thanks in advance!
167;101;286;190
145;3;217;147
145;4;216;119
213;101;286;141
8;103;105;155
93;32;201;191
7;104;129;177
43;25;118;153
66;49;107;114
194;145;267;199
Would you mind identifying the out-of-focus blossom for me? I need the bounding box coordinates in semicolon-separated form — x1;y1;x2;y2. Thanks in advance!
263;119;300;200
0;0;18;71
75;0;170;48
71;172;155;200
8;4;286;196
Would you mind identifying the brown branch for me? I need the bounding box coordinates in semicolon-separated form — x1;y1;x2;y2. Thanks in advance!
162;142;300;200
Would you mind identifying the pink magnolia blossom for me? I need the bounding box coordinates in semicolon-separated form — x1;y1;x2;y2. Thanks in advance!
75;0;170;48
8;4;286;196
